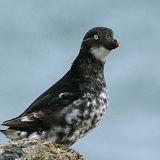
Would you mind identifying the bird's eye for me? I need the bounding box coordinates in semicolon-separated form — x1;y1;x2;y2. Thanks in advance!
94;35;99;40
106;35;112;39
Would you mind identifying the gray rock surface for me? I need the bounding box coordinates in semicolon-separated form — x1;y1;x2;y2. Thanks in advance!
0;139;86;160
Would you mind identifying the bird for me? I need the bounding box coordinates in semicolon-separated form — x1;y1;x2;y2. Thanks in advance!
0;27;119;146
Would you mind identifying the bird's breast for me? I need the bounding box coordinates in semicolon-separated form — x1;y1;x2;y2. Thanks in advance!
47;87;109;145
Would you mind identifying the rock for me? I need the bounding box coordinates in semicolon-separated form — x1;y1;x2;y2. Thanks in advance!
0;139;86;160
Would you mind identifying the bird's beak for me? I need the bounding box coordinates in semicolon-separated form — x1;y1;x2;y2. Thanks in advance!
105;39;120;50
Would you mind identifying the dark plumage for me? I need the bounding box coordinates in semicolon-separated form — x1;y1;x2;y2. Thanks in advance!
0;27;119;146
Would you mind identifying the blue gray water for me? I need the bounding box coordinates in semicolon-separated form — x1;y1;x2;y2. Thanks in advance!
0;0;159;159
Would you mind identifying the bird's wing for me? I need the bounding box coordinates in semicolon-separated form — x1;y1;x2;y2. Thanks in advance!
1;83;81;131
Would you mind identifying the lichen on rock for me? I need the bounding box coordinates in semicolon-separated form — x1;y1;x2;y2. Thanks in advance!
0;139;86;160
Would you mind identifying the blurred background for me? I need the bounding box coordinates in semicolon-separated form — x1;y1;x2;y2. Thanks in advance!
0;0;159;159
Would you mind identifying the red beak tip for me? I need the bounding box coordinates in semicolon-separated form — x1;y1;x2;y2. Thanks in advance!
116;42;120;48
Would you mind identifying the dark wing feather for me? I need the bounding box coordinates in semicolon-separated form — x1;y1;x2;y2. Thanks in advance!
2;70;81;131
2;92;79;130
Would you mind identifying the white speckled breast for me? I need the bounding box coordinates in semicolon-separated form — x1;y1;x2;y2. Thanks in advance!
46;87;109;145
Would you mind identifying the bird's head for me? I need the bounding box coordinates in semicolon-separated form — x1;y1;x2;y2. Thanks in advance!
81;27;119;62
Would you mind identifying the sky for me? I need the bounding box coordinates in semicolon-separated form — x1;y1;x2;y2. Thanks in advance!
0;0;160;159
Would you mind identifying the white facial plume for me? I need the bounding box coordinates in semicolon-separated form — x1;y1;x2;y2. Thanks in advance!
90;46;110;62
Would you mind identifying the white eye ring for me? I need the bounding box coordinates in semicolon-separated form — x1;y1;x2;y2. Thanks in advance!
94;35;99;40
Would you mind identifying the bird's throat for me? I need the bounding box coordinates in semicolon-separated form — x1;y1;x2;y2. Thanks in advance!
90;46;110;63
71;50;105;81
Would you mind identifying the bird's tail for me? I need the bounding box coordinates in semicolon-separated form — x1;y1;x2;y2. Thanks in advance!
0;128;22;140
0;129;7;136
